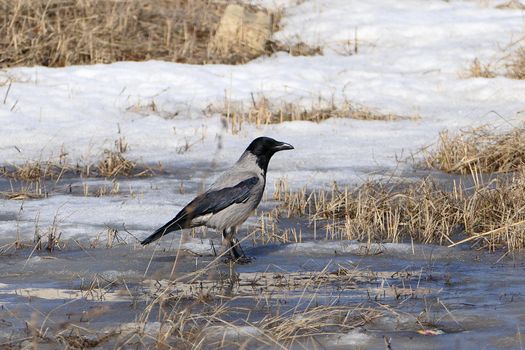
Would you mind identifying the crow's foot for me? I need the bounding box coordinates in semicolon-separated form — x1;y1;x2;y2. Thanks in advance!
221;255;254;264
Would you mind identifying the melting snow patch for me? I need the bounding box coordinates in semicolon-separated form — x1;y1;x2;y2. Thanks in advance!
181;239;218;256
329;329;372;347
99;269;137;280
274;240;445;257
205;325;264;341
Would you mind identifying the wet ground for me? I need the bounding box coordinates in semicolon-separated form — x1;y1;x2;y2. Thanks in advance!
0;235;524;349
0;171;524;349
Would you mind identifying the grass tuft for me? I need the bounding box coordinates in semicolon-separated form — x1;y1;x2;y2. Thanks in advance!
423;125;525;174
0;140;159;199
213;97;419;133
508;46;525;80
97;150;136;178
273;172;525;252
464;58;496;78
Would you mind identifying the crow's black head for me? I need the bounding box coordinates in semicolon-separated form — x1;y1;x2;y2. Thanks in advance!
245;137;294;174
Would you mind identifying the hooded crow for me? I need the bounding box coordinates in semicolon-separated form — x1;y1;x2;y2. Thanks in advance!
140;137;294;263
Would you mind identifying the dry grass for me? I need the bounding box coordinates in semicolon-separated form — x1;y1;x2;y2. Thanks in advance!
496;0;525;10
271;41;323;57
1;143;155;182
213;97;419;133
273;171;525;252
462;36;525;80
96;150;136;177
0;0;321;68
0;146;70;181
137;300;380;349
464;58;496;78
0;140;159;199
423;125;525;174
254;305;380;346
508;46;525;80
0;0;225;67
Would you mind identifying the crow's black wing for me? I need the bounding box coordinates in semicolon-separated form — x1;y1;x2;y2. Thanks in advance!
190;176;258;216
140;177;258;245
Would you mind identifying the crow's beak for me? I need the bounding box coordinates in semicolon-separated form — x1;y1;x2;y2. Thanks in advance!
275;142;294;151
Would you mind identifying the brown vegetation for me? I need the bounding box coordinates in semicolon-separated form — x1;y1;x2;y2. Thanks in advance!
508;46;525;79
0;139;158;199
273;171;525;252
213;97;419;133
462;39;525;80
464;58;496;78
0;151;149;183
0;0;224;67
496;0;525;10
0;0;320;68
423;125;525;174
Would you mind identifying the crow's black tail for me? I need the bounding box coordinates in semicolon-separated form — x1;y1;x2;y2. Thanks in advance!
141;212;187;245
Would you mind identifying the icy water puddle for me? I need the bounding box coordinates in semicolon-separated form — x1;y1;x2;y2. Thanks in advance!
0;237;524;349
0;170;523;348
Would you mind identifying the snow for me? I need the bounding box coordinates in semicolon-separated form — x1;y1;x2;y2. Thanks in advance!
328;329;372;347
266;240;451;258
205;325;264;340
0;0;524;242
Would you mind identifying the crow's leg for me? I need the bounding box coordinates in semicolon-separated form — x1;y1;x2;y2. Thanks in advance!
221;227;253;264
230;238;253;264
221;228;236;262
